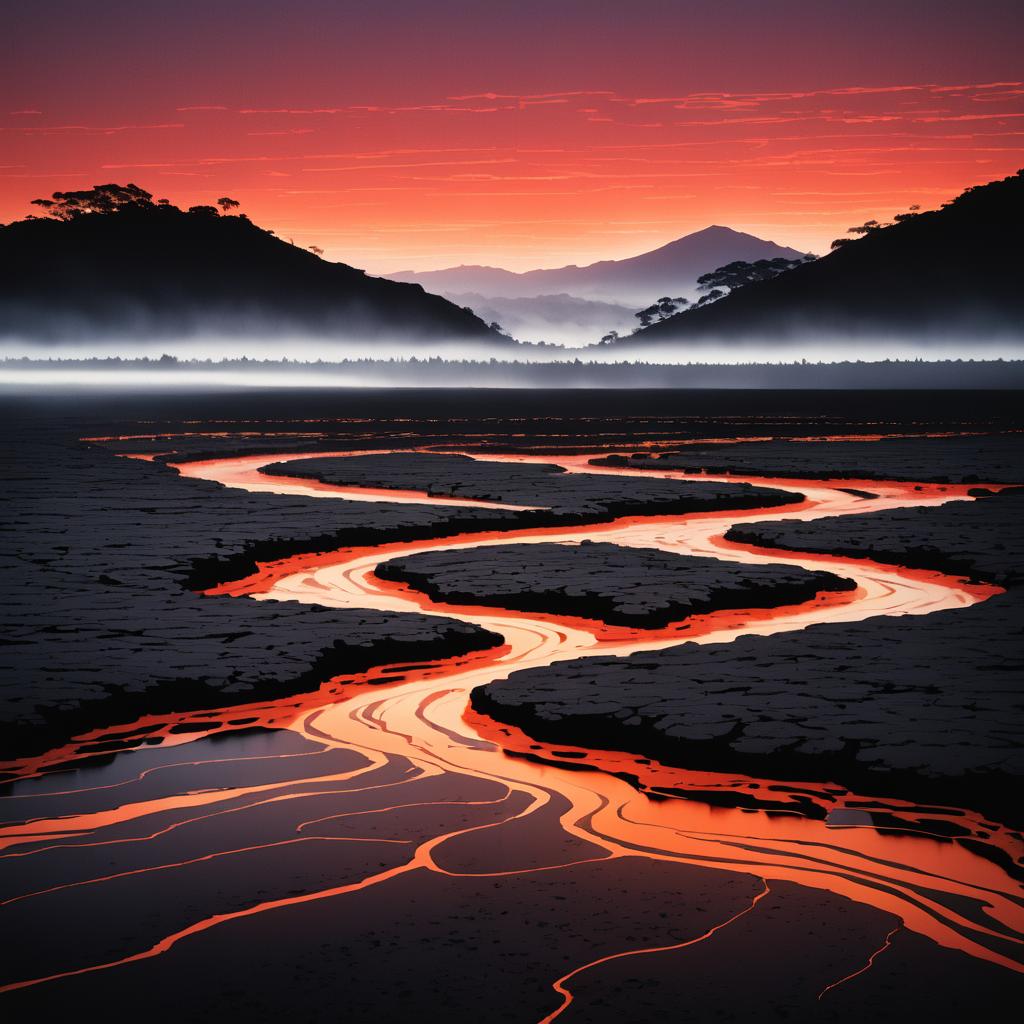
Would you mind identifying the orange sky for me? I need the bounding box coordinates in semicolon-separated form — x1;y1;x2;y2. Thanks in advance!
3;1;1023;273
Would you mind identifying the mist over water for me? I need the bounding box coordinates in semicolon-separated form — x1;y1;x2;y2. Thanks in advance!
1;328;1022;369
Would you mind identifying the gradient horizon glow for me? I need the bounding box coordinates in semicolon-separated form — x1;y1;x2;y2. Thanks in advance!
3;0;1023;273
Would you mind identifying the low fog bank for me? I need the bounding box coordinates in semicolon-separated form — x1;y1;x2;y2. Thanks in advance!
4;355;1022;390
589;333;1024;364
0;331;537;364
1;327;1022;366
441;291;639;347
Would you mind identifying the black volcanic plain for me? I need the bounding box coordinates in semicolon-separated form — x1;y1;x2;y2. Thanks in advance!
4;414;1022;822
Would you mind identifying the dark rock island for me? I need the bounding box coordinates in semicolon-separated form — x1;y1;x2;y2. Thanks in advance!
267;451;795;518
378;541;854;628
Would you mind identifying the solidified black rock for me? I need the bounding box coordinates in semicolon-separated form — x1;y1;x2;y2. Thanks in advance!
378;541;854;628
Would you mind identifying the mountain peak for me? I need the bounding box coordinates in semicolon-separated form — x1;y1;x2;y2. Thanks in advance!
384;226;807;306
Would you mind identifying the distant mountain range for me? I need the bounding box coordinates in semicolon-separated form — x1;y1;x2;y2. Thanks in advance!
6;173;1019;358
387;226;807;343
614;169;1024;350
388;226;805;304
0;192;505;348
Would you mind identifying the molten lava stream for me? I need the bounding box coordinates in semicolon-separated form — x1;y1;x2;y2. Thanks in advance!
1;444;1020;999
155;450;1024;963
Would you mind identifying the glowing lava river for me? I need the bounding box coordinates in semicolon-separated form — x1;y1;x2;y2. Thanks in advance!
1;445;1021;1020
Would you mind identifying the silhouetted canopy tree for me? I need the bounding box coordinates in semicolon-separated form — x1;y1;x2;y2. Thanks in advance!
30;183;155;220
216;196;241;213
893;204;922;223
831;204;922;249
187;205;220;217
697;256;815;296
634;296;688;328
308;245;324;257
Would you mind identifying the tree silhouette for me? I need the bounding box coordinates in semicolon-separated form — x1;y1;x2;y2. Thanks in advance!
635;296;688;328
187;205;220;217
308;245;324;257
831;204;924;248
216;197;241;214
30;183;154;220
696;256;814;296
893;204;922;223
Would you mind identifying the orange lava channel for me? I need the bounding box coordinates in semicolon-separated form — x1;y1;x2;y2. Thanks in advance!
0;442;1020;1004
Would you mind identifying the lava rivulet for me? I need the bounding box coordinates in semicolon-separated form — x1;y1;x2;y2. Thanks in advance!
0;443;1020;1011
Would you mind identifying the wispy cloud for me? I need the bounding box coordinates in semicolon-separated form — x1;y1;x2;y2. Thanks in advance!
7;78;1023;271
10;122;185;136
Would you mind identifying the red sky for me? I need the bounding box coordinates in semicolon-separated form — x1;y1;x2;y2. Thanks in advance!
3;1;1023;272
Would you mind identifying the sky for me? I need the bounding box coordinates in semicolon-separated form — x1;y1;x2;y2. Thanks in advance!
3;0;1023;273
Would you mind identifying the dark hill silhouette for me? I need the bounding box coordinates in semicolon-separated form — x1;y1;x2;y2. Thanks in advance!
613;170;1024;349
387;226;806;306
0;185;505;345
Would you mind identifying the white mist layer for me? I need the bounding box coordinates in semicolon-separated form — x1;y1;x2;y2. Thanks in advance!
1;332;1022;365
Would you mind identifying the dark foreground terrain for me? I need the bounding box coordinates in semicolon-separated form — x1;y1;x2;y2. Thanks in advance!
1;389;1021;1022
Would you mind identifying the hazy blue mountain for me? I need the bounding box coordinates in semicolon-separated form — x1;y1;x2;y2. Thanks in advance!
387;226;807;307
